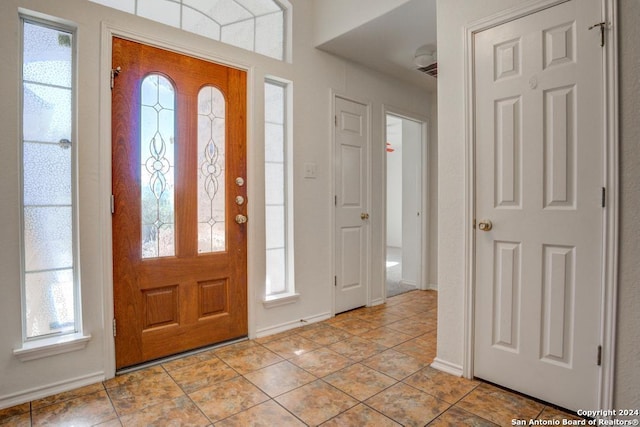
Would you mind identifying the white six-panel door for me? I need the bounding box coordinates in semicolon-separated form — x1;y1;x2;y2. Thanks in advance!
334;97;369;314
473;0;604;411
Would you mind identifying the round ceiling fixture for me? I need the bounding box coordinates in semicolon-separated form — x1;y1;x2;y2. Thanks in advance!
414;44;437;68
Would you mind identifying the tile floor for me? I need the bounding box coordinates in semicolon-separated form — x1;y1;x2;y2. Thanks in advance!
0;290;582;426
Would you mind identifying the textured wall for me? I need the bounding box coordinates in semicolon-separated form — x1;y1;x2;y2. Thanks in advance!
615;0;640;410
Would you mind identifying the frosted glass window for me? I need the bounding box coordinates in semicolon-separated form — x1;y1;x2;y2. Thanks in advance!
21;19;78;339
141;74;176;258
197;86;226;253
89;0;286;60
265;80;292;297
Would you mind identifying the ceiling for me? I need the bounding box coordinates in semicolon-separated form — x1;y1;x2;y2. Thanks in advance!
316;0;437;92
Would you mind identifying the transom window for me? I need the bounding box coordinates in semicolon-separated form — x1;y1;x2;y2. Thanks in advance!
89;0;286;60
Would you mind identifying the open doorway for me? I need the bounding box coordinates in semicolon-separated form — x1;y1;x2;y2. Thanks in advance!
385;114;424;298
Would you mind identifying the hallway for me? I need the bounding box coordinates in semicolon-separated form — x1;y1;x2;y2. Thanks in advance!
0;291;582;426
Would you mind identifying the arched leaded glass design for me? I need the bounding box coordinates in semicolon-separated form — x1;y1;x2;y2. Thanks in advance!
90;0;285;60
197;86;226;253
140;74;176;258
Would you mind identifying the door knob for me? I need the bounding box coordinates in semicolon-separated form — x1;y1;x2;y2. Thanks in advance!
360;213;370;220
478;219;493;231
235;214;247;224
235;195;245;205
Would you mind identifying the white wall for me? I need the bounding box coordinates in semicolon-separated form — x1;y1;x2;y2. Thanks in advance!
436;0;639;407
0;0;433;407
311;0;411;46
616;0;640;410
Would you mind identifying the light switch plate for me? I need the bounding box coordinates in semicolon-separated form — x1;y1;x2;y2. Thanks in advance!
304;162;317;179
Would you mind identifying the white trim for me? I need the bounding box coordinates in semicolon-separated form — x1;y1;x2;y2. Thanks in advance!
428;283;438;291
262;293;300;308
13;333;92;362
255;312;331;338
370;297;385;307
99;22;256;379
462;0;618;408
430;358;464;377
0;371;104;410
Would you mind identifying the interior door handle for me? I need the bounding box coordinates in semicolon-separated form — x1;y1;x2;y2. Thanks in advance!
478;219;492;231
235;214;247;224
360;213;369;220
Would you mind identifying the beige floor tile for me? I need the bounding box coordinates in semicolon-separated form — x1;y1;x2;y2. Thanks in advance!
261;335;321;359
321;404;401;426
168;356;238;394
106;371;185;416
359;327;414;347
244;361;316;397
365;382;450;427
214;400;305;427
276;380;358;426
403;367;480;404
162;349;218;372
393;337;437;363
32;390;117;427
386;317;437;337
328;336;387;362
537;407;584;421
429;406;498;426
298;325;353;346
103;365;166;389
0;412;31;427
323;363;397;401
457;383;544;426
215;344;283;375
362;349;427;380
119;395;208;427
189;377;269;423
330;318;375;336
32;383;105;410
0;403;30;421
95;419;123;427
289;347;354;377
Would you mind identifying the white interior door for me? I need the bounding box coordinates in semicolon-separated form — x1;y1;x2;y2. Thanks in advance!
335;96;369;314
474;0;604;411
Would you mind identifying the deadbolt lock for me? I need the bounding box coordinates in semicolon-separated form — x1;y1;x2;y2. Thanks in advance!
235;196;245;205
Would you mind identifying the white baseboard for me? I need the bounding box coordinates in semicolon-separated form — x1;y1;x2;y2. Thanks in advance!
400;280;417;287
0;371;105;410
370;298;385;307
428;283;438;291
255;312;332;339
431;357;463;377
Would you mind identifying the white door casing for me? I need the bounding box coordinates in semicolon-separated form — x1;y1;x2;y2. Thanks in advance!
473;0;604;411
334;96;369;314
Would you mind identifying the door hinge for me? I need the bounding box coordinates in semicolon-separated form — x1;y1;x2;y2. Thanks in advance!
334;115;337;126
601;187;606;208
334;276;337;287
110;66;121;90
334;195;337;206
112;318;117;337
597;345;602;366
110;194;115;214
588;22;606;47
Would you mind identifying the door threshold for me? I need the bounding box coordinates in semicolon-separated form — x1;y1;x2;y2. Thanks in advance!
116;336;248;375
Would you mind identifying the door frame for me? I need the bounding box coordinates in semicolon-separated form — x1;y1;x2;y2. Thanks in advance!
461;0;619;409
99;23;254;378
331;92;372;314
382;106;430;297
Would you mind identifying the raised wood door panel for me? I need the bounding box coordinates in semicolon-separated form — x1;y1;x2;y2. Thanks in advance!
112;38;247;368
334;97;369;314
473;0;603;411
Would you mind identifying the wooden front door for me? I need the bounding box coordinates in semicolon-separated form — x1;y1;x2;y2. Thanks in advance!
112;38;248;369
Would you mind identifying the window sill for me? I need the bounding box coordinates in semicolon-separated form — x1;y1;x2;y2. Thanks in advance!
13;333;92;362
262;293;300;308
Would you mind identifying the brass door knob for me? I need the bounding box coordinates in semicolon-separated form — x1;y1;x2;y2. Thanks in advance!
478;220;493;231
360;213;370;220
235;214;248;224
